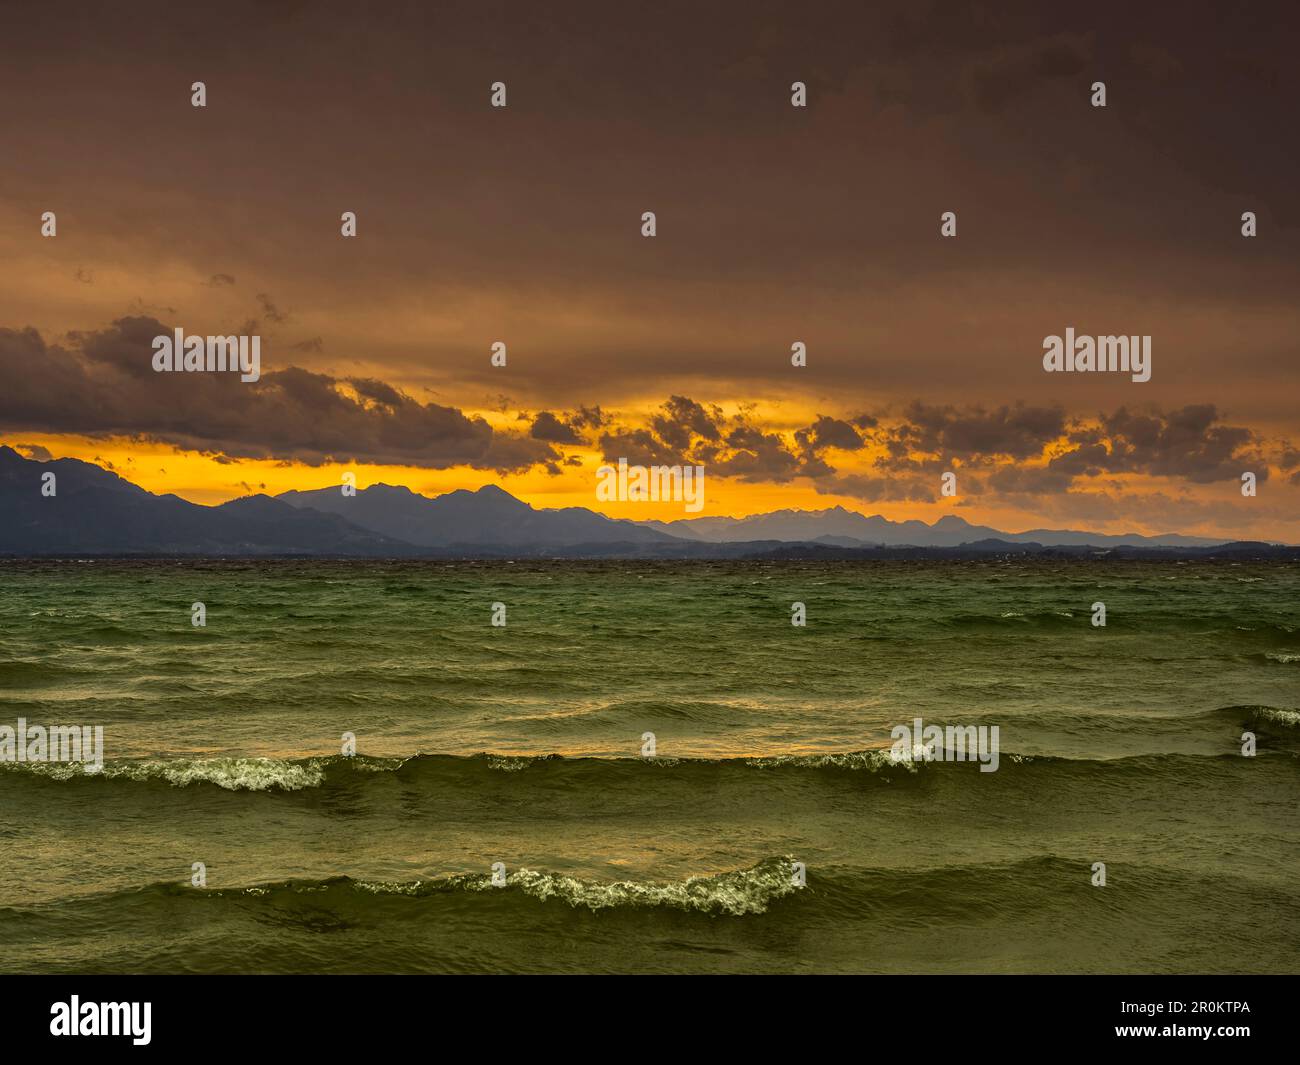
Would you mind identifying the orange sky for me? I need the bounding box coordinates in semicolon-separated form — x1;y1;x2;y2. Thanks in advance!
1;2;1297;541
6;427;1294;542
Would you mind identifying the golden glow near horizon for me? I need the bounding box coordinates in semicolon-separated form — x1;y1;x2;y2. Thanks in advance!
7;429;1296;542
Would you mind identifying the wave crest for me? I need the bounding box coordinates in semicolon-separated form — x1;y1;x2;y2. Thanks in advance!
0;755;367;791
184;857;803;916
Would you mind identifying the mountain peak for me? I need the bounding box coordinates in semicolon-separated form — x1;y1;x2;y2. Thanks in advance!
366;483;417;498
219;493;289;513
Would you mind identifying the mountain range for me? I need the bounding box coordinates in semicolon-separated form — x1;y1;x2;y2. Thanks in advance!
277;483;675;548
2;445;1285;557
639;507;1223;548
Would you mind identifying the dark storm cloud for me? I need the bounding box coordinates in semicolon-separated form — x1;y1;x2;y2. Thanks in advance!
597;427;688;468
529;405;614;445
530;411;582;444
820;401;1267;502
0;318;557;471
953;404;1266;496
588;393;1274;500
595;397;841;484
569;406;609;430
650;396;724;451
882;402;1069;466
795;415;865;454
710;424;804;483
349;377;404;407
1093;405;1263;484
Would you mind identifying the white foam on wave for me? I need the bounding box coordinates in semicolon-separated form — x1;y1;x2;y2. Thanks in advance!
454;856;802;915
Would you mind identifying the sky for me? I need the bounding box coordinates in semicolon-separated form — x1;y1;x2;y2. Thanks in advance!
1;0;1297;539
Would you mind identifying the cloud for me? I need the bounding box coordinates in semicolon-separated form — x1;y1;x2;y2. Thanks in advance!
0;317;558;472
878;402;1069;469
593;397;874;483
349;377;404;407
0;313;1283;517
569;406;609;430
1092;405;1262;483
650;396;724;450
529;411;582;445
795;415;865;454
819;401;1269;502
710;423;804;482
598;427;687;468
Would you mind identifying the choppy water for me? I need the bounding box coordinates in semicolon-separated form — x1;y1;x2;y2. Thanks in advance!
1;558;1297;973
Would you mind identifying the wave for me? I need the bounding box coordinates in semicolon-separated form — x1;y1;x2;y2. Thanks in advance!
1245;706;1300;729
0;754;350;791
1209;704;1300;730
11;853;1291;933
394;856;800;915
2;726;1291;794
7;851;1299;978
0;749;912;792
3;856;804;920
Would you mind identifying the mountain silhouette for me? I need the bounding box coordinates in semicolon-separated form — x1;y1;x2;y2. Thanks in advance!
277;482;678;548
638;505;1224;548
0;446;406;555
0;446;1262;555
